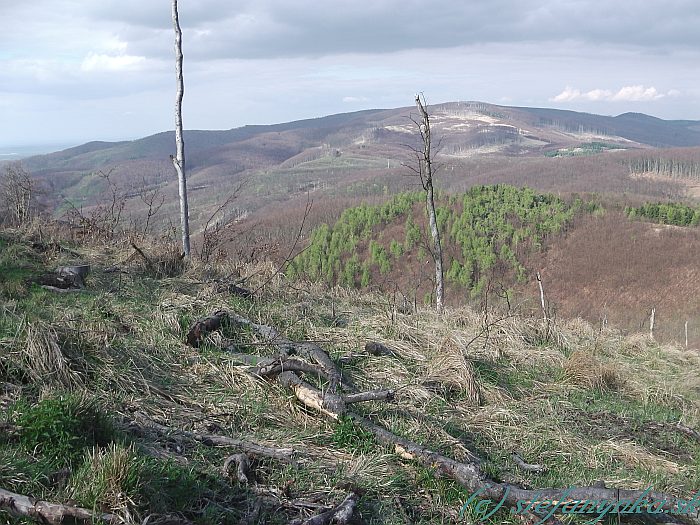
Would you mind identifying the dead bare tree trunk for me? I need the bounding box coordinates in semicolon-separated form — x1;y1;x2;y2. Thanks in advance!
172;0;191;258
536;271;548;321
412;94;444;313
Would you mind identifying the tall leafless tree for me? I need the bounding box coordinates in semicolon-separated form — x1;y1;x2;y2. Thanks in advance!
171;0;191;257
407;94;444;313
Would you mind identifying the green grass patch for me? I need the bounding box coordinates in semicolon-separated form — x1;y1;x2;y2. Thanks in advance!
328;416;378;454
13;396;116;467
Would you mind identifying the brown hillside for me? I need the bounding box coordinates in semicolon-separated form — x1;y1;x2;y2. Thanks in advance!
534;212;700;347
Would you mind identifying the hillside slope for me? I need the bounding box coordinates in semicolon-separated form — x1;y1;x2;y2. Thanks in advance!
1;230;699;524
536;211;700;347
12;103;700;238
288;188;700;348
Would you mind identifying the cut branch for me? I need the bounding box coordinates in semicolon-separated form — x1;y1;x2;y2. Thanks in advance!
186;309;229;347
229;313;700;524
278;371;346;420
343;389;395;404
0;487;117;524
511;452;547;473
133;412;294;462
287;492;359;525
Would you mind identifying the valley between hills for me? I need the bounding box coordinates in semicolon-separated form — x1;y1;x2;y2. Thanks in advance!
7;101;700;347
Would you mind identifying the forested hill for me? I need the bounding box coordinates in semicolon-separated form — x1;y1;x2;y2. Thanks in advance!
287;185;594;305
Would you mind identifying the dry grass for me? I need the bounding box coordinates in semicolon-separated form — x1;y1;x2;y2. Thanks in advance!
562;350;623;391
1;231;700;524
14;322;85;389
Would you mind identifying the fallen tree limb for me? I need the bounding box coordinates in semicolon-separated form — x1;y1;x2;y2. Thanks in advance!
287;492;359;525
343;389;395;404
228;312;343;392
133;412;295;462
223;453;251;484
227;353;392;409
676;422;700;443
0;487;116;524
278;371;346;420
228;312;700;524
40;285;85;293
189;311;344;391
512;452;547;473
228;353;330;380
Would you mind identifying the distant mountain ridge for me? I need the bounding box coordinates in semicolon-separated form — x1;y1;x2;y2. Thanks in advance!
11;101;700;235
19;103;700;176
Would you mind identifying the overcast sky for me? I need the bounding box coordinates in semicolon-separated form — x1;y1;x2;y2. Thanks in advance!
2;0;700;150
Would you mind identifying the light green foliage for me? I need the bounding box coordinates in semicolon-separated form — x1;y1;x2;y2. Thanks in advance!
625;202;700;227
290;192;422;285
290;185;581;296
545;141;625;157
404;214;421;250
360;261;371;287
389;239;403;258
369;240;391;275
447;185;576;293
341;254;360;287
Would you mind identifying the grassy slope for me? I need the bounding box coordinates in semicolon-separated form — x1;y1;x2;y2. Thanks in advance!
1;231;699;524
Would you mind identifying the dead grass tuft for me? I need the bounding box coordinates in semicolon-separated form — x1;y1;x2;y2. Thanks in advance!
562;350;623;391
620;333;654;356
595;439;682;475
423;337;482;405
18;322;85;389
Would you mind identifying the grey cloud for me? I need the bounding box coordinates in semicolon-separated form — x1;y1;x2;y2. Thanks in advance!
2;0;700;146
7;1;699;65
103;0;700;61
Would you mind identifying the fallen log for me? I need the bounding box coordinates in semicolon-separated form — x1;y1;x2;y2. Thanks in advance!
0;487;116;524
223;453;251;484
228;353;329;380
189;310;344;391
278;371;346;420
186;309;229;347
228;312;700;524
676;422;700;443
133;412;295;462
40;285;85;294
287;492;359;525
228;312;343;392
36;265;90;290
343;389;395;404
57;265;89;287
